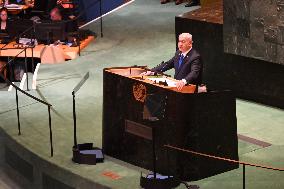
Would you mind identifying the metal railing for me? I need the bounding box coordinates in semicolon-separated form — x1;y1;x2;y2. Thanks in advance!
0;68;54;157
164;144;284;189
72;72;89;147
0;45;35;91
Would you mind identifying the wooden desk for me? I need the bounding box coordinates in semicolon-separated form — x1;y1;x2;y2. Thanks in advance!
0;36;94;63
0;42;43;58
61;36;94;60
182;0;223;24
103;66;239;181
0;5;29;15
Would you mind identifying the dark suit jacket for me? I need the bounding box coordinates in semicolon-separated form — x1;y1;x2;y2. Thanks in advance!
151;48;203;85
0;20;12;43
34;0;58;12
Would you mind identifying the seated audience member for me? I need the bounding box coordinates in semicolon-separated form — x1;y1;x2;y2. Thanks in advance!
50;6;77;32
0;7;10;34
25;0;35;8
0;7;12;44
49;6;78;45
51;3;76;20
50;6;63;21
0;7;9;81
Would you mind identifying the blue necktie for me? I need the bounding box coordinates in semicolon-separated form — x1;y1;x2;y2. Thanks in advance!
178;54;184;69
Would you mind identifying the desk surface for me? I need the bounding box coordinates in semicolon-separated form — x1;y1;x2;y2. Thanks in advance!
0;5;29;14
0;36;95;62
180;0;223;24
105;67;196;93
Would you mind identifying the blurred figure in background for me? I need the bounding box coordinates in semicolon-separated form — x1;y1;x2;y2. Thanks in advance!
160;0;184;5
0;7;10;33
185;0;200;7
0;7;9;81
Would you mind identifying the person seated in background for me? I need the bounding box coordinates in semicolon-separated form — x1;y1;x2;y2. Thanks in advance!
50;4;75;21
50;5;77;31
50;6;78;44
0;7;9;81
0;7;10;34
141;33;203;90
50;6;63;21
0;7;13;44
161;0;183;5
25;0;35;8
185;0;200;7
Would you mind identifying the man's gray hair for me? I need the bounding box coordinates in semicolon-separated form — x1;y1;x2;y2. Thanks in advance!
179;33;193;43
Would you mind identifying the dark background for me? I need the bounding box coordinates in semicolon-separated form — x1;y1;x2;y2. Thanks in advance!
176;7;284;109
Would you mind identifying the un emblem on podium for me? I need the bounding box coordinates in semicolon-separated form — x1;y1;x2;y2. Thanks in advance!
133;83;147;103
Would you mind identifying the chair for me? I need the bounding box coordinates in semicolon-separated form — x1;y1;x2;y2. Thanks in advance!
30;0;57;19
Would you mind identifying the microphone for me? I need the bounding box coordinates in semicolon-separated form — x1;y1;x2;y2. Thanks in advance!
153;61;171;77
160;61;168;72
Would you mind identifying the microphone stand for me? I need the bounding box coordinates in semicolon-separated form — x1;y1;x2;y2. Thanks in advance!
144;61;171;78
99;0;103;37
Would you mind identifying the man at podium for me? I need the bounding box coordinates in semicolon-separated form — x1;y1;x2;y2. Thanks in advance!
141;33;203;90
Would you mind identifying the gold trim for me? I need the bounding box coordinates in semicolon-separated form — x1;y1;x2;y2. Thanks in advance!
133;83;147;103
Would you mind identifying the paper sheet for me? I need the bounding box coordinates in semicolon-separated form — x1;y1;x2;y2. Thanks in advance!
147;78;177;87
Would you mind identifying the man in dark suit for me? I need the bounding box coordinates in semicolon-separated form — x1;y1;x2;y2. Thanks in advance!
142;33;202;90
33;0;57;13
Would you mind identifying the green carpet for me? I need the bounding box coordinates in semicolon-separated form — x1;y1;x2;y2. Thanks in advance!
0;0;284;188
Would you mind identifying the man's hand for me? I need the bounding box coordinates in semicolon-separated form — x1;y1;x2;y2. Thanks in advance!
140;71;154;76
176;80;186;90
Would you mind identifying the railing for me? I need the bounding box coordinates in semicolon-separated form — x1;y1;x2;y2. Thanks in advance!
0;50;54;156
164;144;284;189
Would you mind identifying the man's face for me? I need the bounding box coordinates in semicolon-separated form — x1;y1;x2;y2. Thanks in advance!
50;9;62;21
178;35;192;53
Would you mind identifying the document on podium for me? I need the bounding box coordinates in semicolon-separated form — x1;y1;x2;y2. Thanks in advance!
147;77;177;87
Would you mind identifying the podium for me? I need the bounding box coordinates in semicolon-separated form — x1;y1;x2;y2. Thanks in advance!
103;66;239;181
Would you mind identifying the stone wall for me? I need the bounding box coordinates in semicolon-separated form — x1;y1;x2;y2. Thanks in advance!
224;0;284;65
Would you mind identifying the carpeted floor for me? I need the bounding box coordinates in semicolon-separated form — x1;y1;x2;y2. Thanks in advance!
0;0;283;188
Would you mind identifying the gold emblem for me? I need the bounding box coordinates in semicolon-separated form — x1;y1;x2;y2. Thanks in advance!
133;83;147;103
